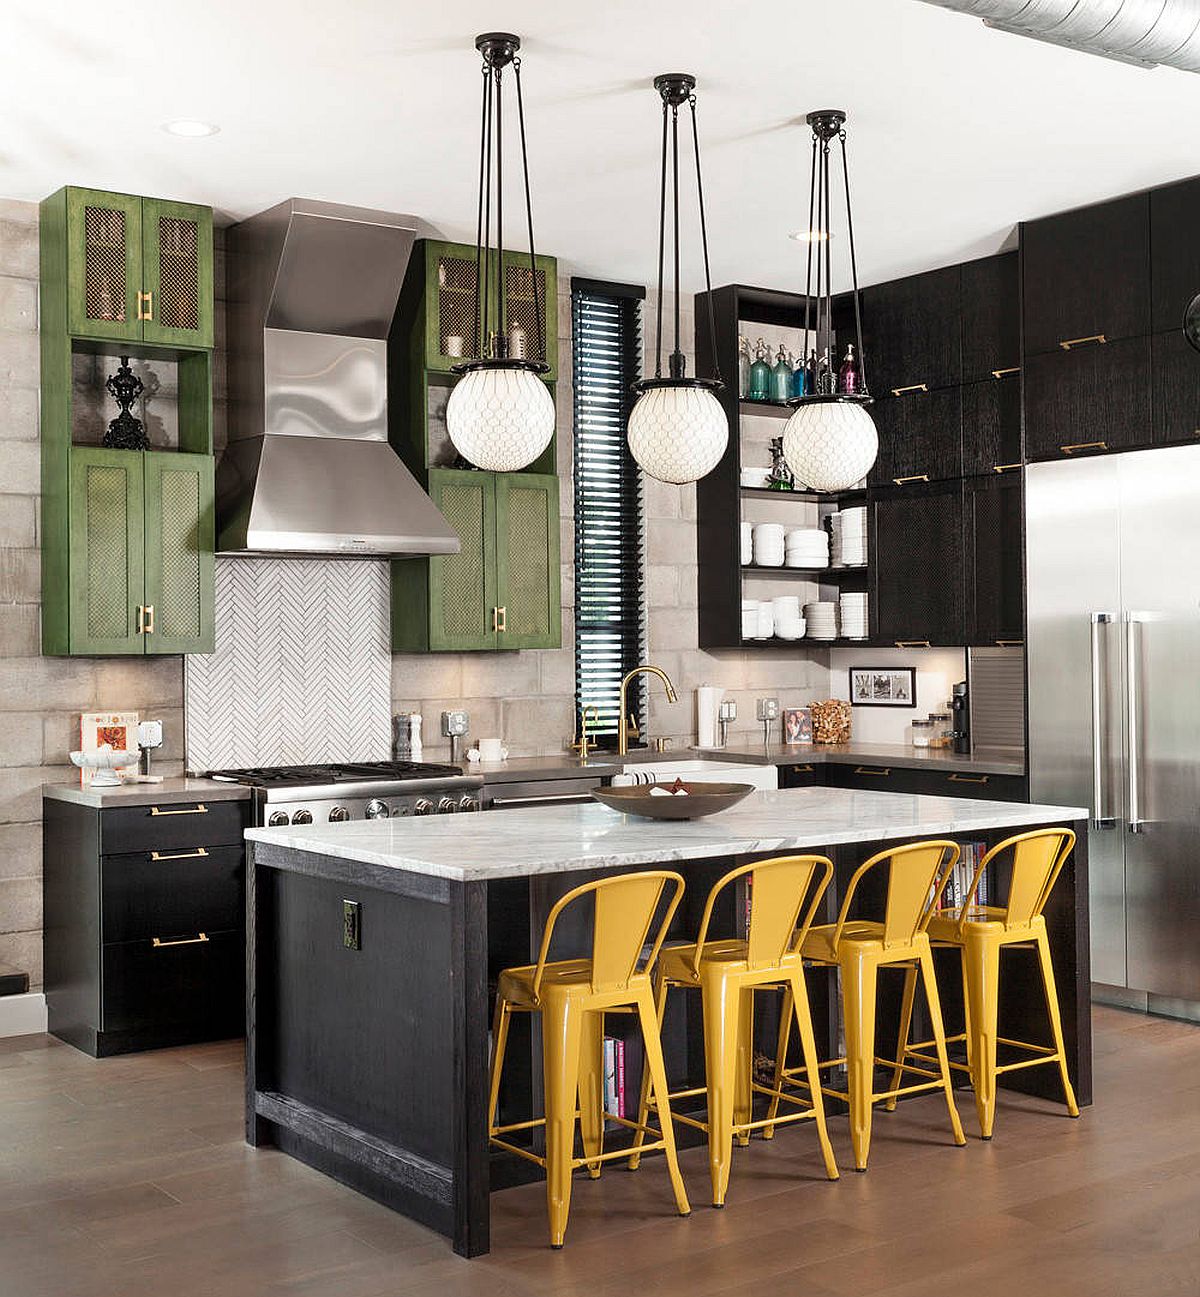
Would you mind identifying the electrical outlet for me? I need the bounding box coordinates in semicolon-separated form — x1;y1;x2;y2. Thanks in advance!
343;899;361;951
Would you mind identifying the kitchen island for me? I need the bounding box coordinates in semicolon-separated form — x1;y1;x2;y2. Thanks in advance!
244;787;1090;1257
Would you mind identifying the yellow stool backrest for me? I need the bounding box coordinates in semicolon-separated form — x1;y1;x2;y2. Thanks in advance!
833;840;960;951
686;855;834;976
530;870;686;1000
949;827;1076;936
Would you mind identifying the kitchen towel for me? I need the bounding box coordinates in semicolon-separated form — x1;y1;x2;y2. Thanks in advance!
696;685;724;749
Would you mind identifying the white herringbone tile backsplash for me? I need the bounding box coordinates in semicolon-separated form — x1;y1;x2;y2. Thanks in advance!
184;558;393;772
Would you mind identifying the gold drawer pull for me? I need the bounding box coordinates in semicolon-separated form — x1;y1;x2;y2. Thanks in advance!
995;639;1024;647
894;640;932;648
893;474;930;485
948;773;989;784
891;383;928;396
1059;334;1106;351
1060;441;1107;455
144;604;154;634
854;766;891;776
152;933;209;948
992;463;1022;474
135;604;146;634
991;366;1019;379
150;847;209;861
497;605;507;633
790;764;814;773
150;803;209;816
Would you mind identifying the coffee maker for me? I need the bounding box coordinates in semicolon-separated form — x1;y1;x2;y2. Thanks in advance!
950;680;970;754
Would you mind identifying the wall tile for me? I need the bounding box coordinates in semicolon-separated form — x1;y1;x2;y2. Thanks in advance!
0;276;37;332
0;931;42;988
0;713;41;768
0;603;40;657
0;657;95;711
0;823;40;882
0;877;41;933
391;654;463;702
0;387;40;441
1;442;39;495
459;651;540;700
0;767;45;824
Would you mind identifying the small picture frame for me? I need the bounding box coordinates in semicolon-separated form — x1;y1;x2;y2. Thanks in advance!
782;706;813;744
849;667;917;708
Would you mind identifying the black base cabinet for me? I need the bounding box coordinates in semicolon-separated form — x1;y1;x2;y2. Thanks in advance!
43;795;248;1056
779;760;1028;802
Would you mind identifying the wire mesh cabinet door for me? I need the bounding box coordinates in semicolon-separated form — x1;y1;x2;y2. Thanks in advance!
66;188;144;343
141;199;214;349
143;451;215;654
428;468;498;651
494;472;561;650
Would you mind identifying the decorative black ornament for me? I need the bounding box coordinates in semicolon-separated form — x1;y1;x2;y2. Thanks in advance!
102;356;149;450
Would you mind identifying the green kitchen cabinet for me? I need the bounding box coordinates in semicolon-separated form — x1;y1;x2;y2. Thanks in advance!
143;451;216;653
392;468;560;653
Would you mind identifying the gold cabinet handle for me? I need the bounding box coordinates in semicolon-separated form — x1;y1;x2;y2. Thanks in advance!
150;803;208;816
991;366;1019;379
152;933;208;948
1060;441;1107;455
894;640;932;648
135;604;146;634
948;773;989;784
790;764;814;773
992;463;1022;474
893;474;930;485
1059;334;1106;351
497;605;507;633
144;604;154;634
995;639;1024;647
136;291;146;321
150;847;209;861
143;289;152;321
854;766;891;776
891;383;928;396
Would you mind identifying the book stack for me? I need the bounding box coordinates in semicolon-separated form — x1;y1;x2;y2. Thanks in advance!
937;841;990;910
603;1036;626;1129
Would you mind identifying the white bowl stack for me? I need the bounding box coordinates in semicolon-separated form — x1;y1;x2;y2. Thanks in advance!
839;592;869;640
740;521;753;567
771;595;806;640
830;506;868;568
804;600;838;641
741;598;760;639
752;523;786;567
756;601;776;639
784;527;829;569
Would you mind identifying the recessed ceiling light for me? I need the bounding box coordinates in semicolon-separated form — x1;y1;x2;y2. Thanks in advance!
788;229;831;243
161;119;220;138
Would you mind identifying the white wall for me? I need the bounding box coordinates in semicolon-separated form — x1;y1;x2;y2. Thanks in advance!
829;646;967;744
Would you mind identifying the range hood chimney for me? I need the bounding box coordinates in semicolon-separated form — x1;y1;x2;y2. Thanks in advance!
218;198;461;557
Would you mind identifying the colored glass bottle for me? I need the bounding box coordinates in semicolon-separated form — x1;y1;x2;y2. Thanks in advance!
792;351;808;398
749;338;772;401
772;345;793;402
817;346;832;395
737;335;751;398
804;348;818;397
838;343;862;395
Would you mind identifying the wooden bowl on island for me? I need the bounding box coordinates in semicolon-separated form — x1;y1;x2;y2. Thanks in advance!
591;779;755;821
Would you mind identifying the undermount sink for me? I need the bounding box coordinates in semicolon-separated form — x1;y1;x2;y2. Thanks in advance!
614;758;778;791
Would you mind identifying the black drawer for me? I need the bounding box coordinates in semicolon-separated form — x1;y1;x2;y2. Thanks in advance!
100;798;248;854
101;929;243;1036
916;770;1028;802
824;763;922;793
102;844;244;944
778;762;822;789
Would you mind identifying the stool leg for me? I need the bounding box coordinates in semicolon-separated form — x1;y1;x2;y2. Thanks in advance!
963;932;1000;1139
884;963;919;1113
542;999;584;1248
920;947;967;1148
734;988;754;1147
763;982;794;1140
701;972;741;1206
1035;929;1080;1118
628;973;669;1172
842;953;878;1172
635;986;691;1218
487;996;511;1135
960;945;974;1075
790;971;839;1181
579;1010;605;1179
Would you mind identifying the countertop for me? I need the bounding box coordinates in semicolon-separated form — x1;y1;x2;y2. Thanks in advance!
43;776;251;809
692;740;1026;776
247;785;1084;882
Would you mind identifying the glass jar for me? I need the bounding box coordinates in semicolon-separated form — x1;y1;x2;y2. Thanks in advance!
909;718;934;749
929;711;953;748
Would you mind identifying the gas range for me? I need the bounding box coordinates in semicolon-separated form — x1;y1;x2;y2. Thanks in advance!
206;760;484;827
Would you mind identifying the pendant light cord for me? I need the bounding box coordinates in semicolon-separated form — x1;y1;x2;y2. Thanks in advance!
689;96;721;384
672;103;681;368
513;58;545;365
654;99;668;378
823;138;833;391
840;131;867;394
803;134;817;361
494;64;505;348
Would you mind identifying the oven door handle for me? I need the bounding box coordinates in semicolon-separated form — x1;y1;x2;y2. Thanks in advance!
487;793;596;810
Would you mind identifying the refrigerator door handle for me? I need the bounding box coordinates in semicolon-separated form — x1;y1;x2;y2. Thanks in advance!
1126;612;1146;834
1090;612;1117;828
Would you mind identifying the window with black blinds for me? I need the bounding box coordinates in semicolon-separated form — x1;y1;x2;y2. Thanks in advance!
572;280;646;746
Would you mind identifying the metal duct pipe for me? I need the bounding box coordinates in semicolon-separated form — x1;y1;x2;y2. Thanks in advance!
920;0;1200;72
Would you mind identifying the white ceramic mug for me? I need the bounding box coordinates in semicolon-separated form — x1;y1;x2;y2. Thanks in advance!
476;737;508;763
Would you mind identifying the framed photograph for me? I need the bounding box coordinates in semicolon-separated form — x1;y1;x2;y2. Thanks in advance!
848;667;917;709
782;706;812;745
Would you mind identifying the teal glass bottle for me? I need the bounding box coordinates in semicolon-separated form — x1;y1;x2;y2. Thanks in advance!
749;338;772;401
772;345;793;402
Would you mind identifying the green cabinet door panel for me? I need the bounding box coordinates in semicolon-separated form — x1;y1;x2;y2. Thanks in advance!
141;199;214;349
68;448;145;654
494;472;561;649
66;189;144;343
143;452;215;654
427;469;498;651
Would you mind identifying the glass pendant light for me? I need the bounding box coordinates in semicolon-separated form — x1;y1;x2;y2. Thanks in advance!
445;33;555;473
782;109;878;494
628;74;728;486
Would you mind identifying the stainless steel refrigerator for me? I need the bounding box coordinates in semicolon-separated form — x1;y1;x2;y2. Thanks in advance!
1027;445;1200;1015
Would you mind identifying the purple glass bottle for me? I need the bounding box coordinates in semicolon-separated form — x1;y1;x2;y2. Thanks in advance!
838;344;862;396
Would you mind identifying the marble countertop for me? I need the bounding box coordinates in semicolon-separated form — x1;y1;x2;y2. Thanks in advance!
247;786;1085;883
43;776;251;809
691;740;1026;776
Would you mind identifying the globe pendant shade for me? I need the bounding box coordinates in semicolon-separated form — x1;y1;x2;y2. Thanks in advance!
627;383;729;485
446;364;556;472
782;399;878;493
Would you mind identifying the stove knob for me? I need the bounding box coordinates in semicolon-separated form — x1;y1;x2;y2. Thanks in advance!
268;811;290;827
291;809;313;825
458;795;480;813
437;796;458;814
413;798;434;816
328;806;350;823
365;799;390;820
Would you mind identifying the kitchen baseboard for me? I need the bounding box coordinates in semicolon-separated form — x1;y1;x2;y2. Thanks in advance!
0;992;47;1038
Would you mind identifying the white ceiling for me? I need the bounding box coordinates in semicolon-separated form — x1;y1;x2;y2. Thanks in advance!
5;0;1200;292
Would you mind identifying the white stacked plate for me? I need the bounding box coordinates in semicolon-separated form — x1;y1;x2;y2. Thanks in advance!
772;595;806;640
740;521;753;567
839;592;869;640
804;600;838;641
831;507;868;567
740;467;772;489
756;602;776;639
784;527;829;569
741;599;760;639
752;522;786;567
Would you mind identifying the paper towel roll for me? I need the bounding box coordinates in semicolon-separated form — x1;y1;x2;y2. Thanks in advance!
696;685;724;748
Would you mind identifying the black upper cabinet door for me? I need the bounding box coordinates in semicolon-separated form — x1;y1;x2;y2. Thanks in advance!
960;252;1020;381
869;387;962;485
871;479;966;646
1152;328;1200;446
1150;176;1200;334
1022;193;1150;355
861;265;961;395
1024;336;1152;462
966;472;1024;646
961;374;1023;475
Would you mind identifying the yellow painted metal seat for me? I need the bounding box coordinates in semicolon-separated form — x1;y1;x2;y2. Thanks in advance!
886;827;1081;1140
487;870;691;1248
769;839;967;1172
628;855;840;1207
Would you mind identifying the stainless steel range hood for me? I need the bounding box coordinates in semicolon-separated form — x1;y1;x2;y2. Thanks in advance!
218;198;460;557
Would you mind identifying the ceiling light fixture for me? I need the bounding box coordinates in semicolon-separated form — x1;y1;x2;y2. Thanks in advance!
627;73;728;486
444;32;555;474
788;229;831;243
782;109;878;494
161;119;220;138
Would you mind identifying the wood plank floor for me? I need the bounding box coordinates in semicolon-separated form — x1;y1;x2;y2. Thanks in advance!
0;1005;1197;1296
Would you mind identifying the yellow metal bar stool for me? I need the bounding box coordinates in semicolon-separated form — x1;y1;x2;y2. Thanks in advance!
768;840;967;1172
487;870;691;1248
885;827;1080;1140
628;855;840;1207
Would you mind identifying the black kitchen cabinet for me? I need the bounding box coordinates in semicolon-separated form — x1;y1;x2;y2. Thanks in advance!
961;373;1022;475
861;264;961;395
778;761;821;789
1152;328;1200;446
960;251;1020;382
1150;176;1200;335
1023;336;1152;462
966;472;1024;646
1021;193;1150;356
870;478;966;646
868;386;962;485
